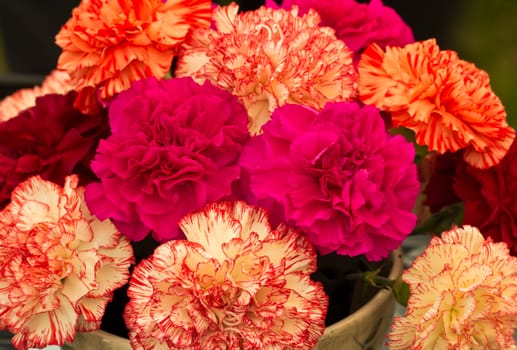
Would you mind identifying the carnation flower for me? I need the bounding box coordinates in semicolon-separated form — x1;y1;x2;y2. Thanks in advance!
266;0;414;58
422;151;462;214
176;4;357;135
0;91;109;209
0;70;72;121
453;139;517;255
124;201;327;349
388;226;517;349
85;77;250;242
0;175;134;350
0;87;43;122
239;102;420;260
55;0;212;113
358;39;516;169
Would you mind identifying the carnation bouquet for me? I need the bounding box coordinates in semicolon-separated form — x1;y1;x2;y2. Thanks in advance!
0;0;516;349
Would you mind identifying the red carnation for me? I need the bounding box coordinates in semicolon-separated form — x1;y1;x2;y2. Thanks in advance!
453;139;517;255
423;151;462;214
0;92;109;209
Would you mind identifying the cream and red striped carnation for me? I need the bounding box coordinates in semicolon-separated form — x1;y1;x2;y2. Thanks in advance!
0;175;134;350
176;4;357;135
124;201;327;349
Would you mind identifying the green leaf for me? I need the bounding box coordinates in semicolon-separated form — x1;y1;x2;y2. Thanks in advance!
411;202;464;236
392;277;410;307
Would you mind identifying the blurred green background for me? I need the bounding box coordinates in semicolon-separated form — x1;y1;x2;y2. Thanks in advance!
450;0;517;127
0;1;515;127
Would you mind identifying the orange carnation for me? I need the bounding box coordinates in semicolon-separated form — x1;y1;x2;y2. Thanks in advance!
55;0;212;114
358;39;515;169
0;175;134;349
388;226;517;349
176;4;357;135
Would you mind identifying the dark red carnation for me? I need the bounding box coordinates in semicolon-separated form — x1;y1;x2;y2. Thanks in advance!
423;151;461;214
0;92;109;209
453;140;517;255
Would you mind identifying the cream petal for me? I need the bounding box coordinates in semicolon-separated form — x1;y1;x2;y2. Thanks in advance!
10;176;62;219
90;255;132;297
11;295;78;349
456;264;492;292
179;205;243;262
404;241;469;284
213;3;239;34
71;218;95;244
388;316;416;349
257;230;316;275
442;225;485;252
86;218;122;248
61;273;96;307
76;316;102;332
228;202;273;241
76;295;111;323
16;201;53;231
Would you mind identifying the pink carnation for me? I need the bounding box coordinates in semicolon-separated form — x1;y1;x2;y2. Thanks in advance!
85;77;250;242
266;0;414;56
240;102;419;260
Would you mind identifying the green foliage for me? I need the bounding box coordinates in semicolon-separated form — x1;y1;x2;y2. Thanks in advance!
411;202;464;237
392;277;410;307
354;267;410;307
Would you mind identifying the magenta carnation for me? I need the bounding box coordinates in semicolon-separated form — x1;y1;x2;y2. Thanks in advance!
240;102;419;260
85;77;250;242
266;0;414;56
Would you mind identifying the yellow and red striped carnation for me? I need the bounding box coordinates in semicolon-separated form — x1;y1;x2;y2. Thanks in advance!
124;201;327;349
0;175;134;350
388;225;517;349
176;4;357;135
358;39;515;169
